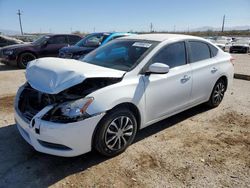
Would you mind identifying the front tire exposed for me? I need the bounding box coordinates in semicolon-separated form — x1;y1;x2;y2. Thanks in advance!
93;107;137;157
207;79;226;107
17;52;36;69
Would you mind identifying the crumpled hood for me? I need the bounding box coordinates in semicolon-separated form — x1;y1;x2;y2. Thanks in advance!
26;57;125;94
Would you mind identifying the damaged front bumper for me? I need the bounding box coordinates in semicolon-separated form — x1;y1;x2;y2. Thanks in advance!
14;95;105;157
15;108;105;157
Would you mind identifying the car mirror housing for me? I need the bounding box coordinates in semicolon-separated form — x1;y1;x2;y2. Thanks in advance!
147;63;170;74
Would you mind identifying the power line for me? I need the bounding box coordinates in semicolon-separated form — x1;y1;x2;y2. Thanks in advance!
17;9;24;35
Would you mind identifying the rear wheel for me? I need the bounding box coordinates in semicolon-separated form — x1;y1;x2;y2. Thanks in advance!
207;79;226;107
17;52;36;69
94;108;137;157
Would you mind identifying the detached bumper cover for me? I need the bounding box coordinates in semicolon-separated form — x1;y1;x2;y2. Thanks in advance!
15;107;105;157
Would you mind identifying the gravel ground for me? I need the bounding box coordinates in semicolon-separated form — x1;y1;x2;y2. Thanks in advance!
0;56;249;187
231;53;250;76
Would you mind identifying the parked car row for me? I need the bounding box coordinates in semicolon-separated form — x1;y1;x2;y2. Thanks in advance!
0;32;134;69
205;36;250;53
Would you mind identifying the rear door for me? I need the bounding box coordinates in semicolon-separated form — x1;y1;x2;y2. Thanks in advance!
143;41;192;123
188;41;220;104
40;35;68;57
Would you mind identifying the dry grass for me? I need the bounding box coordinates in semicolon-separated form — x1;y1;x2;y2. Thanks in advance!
0;95;15;113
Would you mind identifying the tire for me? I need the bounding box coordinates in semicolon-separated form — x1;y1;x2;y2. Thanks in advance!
17;52;36;69
93;107;138;157
207;79;226;108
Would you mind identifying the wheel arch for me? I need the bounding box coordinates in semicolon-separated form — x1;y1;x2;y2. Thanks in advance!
218;75;228;91
17;50;38;59
91;102;141;150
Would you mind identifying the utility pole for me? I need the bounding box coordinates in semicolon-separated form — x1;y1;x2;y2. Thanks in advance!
221;15;225;33
17;9;24;35
150;23;153;33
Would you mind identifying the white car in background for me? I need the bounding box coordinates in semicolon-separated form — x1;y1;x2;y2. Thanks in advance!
15;34;234;157
230;38;250;53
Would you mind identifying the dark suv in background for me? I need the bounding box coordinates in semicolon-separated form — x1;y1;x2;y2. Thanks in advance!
0;34;82;68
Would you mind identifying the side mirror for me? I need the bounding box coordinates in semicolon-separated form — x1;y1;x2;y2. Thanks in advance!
147;63;170;74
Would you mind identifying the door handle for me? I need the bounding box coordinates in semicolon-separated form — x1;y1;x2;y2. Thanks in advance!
211;67;218;73
181;75;191;83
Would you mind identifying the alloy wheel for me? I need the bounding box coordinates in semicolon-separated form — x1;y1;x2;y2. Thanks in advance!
104;116;134;151
213;82;225;104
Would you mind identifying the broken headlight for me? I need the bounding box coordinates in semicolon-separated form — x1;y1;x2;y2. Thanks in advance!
42;97;94;123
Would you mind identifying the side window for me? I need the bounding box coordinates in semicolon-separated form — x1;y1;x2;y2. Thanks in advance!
208;44;219;57
189;41;210;63
48;36;67;44
151;42;186;68
85;35;103;46
68;36;81;45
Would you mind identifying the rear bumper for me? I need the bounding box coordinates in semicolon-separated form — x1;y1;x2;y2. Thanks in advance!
15;106;105;157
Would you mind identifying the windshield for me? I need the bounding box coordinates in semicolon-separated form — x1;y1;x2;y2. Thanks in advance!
75;33;110;47
32;35;50;45
81;39;157;71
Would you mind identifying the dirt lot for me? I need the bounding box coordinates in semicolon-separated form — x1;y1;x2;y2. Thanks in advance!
0;56;249;187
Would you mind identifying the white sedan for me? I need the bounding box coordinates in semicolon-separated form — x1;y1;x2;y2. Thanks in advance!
15;34;234;157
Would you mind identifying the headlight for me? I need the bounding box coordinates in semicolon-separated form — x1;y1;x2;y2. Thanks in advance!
3;49;14;55
42;97;94;123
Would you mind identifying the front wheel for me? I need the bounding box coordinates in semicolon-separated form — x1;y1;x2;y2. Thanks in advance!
17;52;36;69
93;108;138;157
207;79;226;107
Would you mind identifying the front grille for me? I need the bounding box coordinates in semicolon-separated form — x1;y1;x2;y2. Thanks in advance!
18;85;55;122
23;111;37;121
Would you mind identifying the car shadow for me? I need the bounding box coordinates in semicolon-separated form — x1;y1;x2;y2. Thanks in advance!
0;104;211;187
0;62;19;71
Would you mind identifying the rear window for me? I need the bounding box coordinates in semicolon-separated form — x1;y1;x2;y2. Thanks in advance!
189;41;211;63
209;44;219;57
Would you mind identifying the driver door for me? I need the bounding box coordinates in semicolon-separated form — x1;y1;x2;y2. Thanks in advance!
143;42;192;124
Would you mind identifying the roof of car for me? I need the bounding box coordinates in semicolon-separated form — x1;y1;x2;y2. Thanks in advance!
45;34;81;37
122;33;201;42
